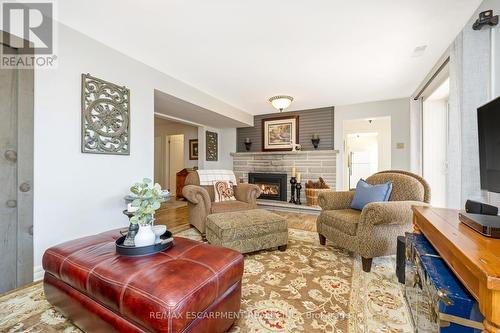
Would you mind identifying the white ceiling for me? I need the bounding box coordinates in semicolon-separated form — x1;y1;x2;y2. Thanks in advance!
56;0;481;115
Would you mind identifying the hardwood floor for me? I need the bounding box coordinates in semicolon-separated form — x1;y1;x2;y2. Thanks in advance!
155;198;319;233
274;211;318;232
155;199;191;233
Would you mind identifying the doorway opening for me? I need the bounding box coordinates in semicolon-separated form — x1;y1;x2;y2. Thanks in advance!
154;116;198;199
343;117;391;190
0;36;34;293
422;78;449;207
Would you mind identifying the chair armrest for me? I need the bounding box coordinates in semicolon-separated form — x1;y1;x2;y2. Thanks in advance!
361;201;429;226
317;191;355;210
234;183;262;206
182;185;212;211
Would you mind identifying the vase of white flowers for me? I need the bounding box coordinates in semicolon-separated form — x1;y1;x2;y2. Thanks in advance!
127;178;165;247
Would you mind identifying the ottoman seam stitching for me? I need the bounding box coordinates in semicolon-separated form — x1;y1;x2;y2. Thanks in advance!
169;256;240;316
45;251;92;277
170;270;217;306
117;258;174;315
178;258;219;298
86;253;123;293
91;271;173;309
57;241;112;278
173;243;202;258
45;254;176;321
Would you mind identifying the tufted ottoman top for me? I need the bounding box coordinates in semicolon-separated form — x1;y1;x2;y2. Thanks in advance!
42;229;243;333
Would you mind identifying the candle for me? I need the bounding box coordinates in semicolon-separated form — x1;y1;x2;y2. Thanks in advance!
291;167;296;177
127;203;138;213
296;173;301;183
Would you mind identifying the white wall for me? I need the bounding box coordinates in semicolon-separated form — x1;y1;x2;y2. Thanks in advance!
197;127;236;170
32;23;247;279
334;98;410;190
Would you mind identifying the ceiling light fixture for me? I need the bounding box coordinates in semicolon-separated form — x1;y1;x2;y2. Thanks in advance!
268;95;294;112
412;45;427;57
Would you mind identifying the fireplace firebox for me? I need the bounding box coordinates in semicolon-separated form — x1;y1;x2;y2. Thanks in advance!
248;173;287;201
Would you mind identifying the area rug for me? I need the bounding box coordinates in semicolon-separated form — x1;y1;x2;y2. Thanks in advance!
0;228;413;333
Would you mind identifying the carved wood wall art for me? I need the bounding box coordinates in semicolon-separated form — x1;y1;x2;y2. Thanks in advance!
81;73;130;155
206;131;218;161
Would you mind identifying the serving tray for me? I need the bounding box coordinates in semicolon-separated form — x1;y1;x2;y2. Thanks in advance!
115;230;174;256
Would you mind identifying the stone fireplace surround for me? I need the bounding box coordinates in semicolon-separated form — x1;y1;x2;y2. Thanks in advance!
231;150;338;204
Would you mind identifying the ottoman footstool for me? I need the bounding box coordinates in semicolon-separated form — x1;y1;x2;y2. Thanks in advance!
206;209;288;254
42;229;243;333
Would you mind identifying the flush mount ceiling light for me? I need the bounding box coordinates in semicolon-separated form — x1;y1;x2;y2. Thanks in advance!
268;95;294;112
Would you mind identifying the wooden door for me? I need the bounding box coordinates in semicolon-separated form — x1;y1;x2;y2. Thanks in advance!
0;44;34;293
169;135;184;196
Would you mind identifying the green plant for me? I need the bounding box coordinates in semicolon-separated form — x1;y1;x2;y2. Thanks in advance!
129;178;165;226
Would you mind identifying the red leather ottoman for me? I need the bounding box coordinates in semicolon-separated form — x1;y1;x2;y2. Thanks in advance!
42;229;243;333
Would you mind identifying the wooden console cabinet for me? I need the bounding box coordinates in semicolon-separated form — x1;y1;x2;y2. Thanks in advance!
412;206;500;333
175;168;192;199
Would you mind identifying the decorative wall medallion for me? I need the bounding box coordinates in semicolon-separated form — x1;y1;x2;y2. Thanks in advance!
206;131;218;161
81;73;130;155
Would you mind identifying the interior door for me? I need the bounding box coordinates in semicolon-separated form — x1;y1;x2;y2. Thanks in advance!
0;44;34;293
169;134;184;196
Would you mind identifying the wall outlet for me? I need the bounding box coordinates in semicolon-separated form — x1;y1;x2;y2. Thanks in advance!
396;142;405;149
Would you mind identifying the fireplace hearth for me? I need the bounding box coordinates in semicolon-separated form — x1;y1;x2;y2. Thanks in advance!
248;173;287;201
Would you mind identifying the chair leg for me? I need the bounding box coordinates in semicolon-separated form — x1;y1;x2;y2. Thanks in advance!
361;257;373;273
318;234;326;245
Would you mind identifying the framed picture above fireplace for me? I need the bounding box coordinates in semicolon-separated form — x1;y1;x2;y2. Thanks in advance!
262;115;299;152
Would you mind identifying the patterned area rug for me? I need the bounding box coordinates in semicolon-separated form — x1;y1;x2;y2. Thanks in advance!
0;228;413;333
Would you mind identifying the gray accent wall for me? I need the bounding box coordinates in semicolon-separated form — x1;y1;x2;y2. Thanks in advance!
236;107;334;152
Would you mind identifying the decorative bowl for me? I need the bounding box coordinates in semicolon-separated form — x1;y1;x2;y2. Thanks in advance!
152;225;167;243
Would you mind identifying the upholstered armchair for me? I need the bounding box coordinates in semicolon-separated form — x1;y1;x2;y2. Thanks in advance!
316;170;430;272
182;171;261;236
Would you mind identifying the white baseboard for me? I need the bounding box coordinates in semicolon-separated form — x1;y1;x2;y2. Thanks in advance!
33;265;44;281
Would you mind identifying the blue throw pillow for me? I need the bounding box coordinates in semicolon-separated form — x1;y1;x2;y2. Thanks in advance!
351;179;393;211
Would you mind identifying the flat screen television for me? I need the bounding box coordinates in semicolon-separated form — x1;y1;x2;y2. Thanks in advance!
478;96;500;193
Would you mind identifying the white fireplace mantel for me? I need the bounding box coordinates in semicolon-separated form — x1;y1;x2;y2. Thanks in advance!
231;149;339;157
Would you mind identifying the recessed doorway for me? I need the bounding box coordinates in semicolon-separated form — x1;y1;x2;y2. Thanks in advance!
154;117;198;198
343;117;391;190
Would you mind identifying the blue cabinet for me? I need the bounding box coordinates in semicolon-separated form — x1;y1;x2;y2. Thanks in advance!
405;233;484;332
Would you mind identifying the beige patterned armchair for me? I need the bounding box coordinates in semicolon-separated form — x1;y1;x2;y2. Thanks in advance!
316;170;430;272
182;171;261;236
